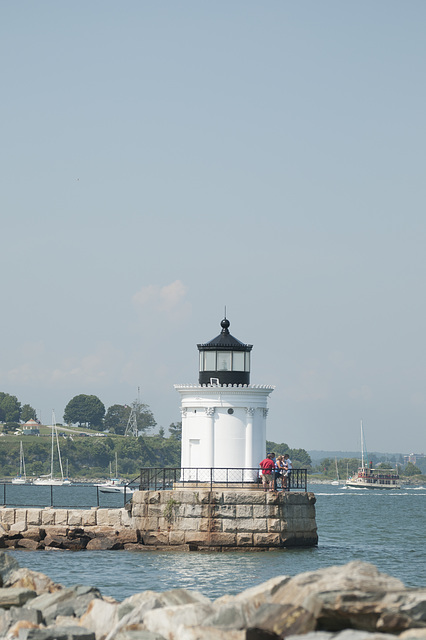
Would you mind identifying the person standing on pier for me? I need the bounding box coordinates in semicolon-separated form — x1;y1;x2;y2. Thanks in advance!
282;454;292;491
259;453;275;492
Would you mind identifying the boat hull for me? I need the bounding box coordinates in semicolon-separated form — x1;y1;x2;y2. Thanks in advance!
98;485;135;494
33;478;65;486
346;479;400;489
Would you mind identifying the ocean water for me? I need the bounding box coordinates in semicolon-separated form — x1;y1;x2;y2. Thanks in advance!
9;482;426;601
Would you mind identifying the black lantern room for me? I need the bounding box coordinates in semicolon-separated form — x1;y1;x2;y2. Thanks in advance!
197;318;253;386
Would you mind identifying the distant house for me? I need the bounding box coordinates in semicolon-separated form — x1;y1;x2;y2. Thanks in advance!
22;419;40;436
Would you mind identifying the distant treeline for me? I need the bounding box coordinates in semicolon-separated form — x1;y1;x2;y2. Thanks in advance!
0;434;181;479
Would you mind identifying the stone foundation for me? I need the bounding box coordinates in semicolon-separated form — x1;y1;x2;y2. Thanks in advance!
130;489;318;549
0;489;318;550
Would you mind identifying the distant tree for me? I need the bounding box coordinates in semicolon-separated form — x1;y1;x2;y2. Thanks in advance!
158;427;165;438
378;462;393;469
104;400;156;436
30;461;44;476
266;441;311;469
104;404;128;434
414;457;426;474
3;422;21;433
266;441;290;456
403;462;422;476
340;458;360;477
63;394;105;428
168;422;182;441
290;448;312;468
21;404;37;422
0;393;21;423
130;399;156;435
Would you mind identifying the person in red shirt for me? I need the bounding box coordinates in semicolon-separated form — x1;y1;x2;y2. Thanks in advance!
259;453;275;492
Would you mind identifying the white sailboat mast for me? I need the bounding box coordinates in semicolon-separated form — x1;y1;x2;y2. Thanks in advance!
51;411;65;481
50;416;55;479
361;420;364;469
20;441;26;478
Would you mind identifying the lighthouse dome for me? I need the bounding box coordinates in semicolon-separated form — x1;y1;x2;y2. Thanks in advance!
197;317;252;386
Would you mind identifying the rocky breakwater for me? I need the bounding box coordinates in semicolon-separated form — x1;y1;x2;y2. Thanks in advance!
0;489;318;551
0;553;425;640
130;488;318;549
0;507;139;552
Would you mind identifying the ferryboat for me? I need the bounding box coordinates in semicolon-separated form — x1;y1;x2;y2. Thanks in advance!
345;421;401;490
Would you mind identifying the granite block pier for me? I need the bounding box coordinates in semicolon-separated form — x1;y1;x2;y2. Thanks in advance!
0;488;318;551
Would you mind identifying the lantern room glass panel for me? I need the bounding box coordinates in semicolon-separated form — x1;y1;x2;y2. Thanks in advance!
232;351;245;371
245;352;250;372
203;351;216;371
217;351;232;371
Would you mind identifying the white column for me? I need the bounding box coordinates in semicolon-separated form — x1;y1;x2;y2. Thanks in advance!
262;408;268;453
245;407;255;478
205;407;215;468
180;407;188;468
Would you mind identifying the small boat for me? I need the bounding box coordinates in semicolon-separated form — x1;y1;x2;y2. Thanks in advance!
34;412;66;486
95;453;134;493
63;459;72;485
346;421;400;490
97;480;135;494
12;441;28;484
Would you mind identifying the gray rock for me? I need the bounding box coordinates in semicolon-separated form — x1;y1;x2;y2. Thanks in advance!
312;587;426;633
1;606;44;639
204;601;256;629
25;588;71;615
214;575;290;607
5;567;61;594
26;586;102;625
0;551;20;586
399;590;426;622
115;632;167;640
286;631;398;640
142;603;217;639
107;590;211;640
0;608;10;636
248;602;316;636
79;598;118;639
176;628;247;640
272;561;405;612
18;626;96;640
11;605;43;624
0;587;36;609
399;631;426;639
118;588;210;618
86;537;121;551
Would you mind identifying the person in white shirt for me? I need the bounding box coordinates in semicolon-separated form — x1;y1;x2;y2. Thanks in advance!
283;454;292;491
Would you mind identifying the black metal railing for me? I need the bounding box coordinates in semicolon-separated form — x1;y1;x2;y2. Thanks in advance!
0;482;136;509
0;468;307;508
139;467;307;492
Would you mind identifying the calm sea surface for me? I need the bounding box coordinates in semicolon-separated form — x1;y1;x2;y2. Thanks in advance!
8;483;426;601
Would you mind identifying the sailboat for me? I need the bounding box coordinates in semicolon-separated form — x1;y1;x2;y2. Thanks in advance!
95;452;134;494
331;457;340;486
11;441;27;484
63;459;72;485
346;421;400;489
33;412;65;486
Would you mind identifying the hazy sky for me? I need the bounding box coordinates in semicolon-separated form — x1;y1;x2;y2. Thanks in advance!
1;1;425;454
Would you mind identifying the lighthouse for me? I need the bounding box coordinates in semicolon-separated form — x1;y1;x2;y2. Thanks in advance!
175;317;274;477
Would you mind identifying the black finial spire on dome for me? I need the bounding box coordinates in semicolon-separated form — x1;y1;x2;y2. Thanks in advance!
197;317;252;386
221;317;230;333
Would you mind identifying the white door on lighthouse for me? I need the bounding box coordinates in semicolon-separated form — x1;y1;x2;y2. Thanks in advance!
189;439;201;468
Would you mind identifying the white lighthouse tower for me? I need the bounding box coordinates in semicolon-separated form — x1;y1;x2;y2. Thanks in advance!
175;317;274;478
